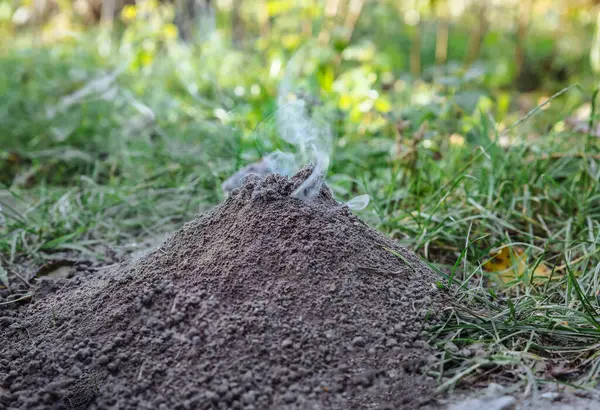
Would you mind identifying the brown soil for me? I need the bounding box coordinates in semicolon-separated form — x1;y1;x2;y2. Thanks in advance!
0;167;447;410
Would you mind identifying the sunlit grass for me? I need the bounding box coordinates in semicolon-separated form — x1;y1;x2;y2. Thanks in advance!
366;118;600;392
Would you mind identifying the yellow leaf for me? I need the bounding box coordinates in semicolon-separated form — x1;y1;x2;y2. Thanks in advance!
121;5;137;22
339;94;352;110
281;34;301;50
139;50;153;67
267;0;295;17
374;97;391;113
530;261;553;285
318;66;335;93
349;106;363;123
483;246;553;285
163;24;178;41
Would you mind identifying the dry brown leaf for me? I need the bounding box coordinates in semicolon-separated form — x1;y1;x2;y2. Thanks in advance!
483;246;555;285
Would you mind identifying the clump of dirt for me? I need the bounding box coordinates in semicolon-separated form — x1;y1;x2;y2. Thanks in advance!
0;167;447;410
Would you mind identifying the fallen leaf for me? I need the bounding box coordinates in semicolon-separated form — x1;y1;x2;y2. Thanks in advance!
483;246;554;285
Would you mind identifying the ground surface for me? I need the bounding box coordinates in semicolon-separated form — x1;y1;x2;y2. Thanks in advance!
437;384;600;410
1;170;448;409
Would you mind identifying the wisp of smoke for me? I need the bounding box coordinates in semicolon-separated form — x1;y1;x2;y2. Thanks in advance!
222;46;370;211
268;47;333;201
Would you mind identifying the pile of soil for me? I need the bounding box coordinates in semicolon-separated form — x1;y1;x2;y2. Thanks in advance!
1;168;447;410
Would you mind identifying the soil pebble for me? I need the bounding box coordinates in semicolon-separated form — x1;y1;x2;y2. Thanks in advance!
1;167;447;409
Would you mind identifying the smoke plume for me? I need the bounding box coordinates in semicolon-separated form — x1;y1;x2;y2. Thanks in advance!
223;46;369;211
268;48;332;201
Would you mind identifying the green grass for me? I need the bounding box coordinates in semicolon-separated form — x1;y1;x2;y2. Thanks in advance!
1;29;599;395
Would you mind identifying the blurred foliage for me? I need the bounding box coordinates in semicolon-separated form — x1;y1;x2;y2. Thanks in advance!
0;0;599;248
1;0;598;146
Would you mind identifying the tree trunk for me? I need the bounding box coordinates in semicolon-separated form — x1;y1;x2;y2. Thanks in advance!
435;20;449;65
515;0;533;79
342;0;366;44
434;0;449;65
175;0;215;42
317;0;342;45
410;23;422;76
258;0;270;37
232;0;244;45
101;0;116;25
465;3;487;66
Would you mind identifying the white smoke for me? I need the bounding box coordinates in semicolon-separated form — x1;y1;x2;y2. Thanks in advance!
223;46;370;211
269;48;332;201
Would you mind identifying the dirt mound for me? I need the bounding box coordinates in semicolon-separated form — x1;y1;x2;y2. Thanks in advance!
1;167;447;410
